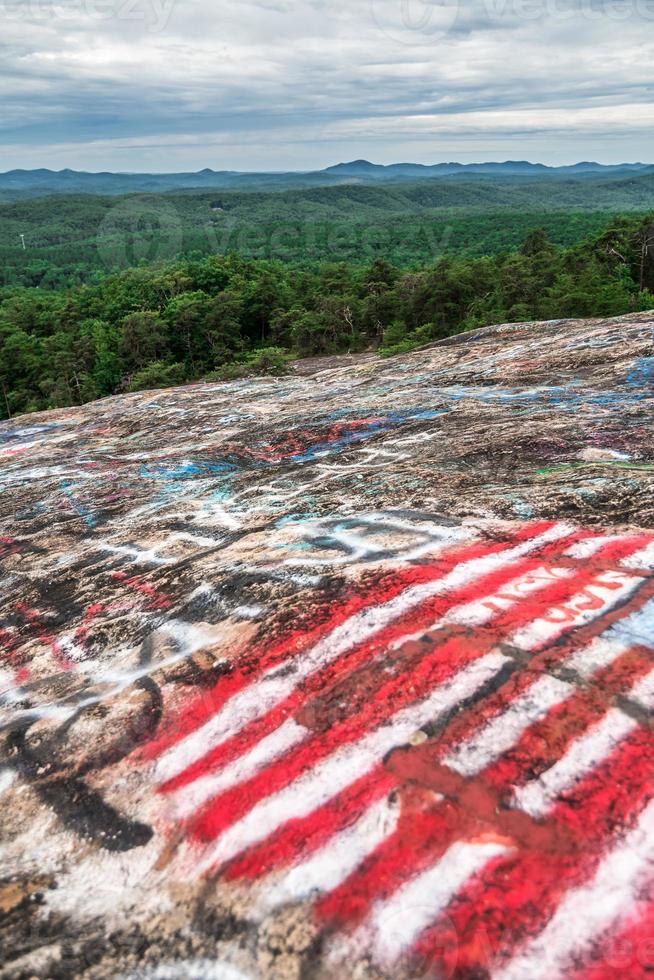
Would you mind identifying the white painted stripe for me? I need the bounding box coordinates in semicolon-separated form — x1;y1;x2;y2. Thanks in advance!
288;520;471;567
0;441;34;456
169;720;307;819
609;596;654;648
565;535;625;559
368;841;510;964
510;571;644;651
566;636;630;679
56;635;89;664
232;604;265;620
444;675;572;777
441;565;574;628
513;708;637;818
630;667;654;710
157;621;230;659
495;797;654;980
258;796;401;913
165;531;225;549
156;524;573;783
194;501;241;530
388;564;576;653
568;596;654;678
513;665;654;820
173;565;578;810
196;652;511;874
622;541;654;571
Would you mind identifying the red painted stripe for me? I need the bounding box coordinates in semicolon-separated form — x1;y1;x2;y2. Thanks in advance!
143;521;560;763
0;536;21;558
74;594;162;649
311;560;654;931
572;896;654;979
222;564;652;891
189;633;481;843
340;658;654;935
142;543;481;762
234;418;389;463
414;726;654;977
432;545;653;757
110;571;171;610
189;540;620;846
224;769;396;881
486;644;654;794
160;530;585;795
314;789;460;926
536;572;654;672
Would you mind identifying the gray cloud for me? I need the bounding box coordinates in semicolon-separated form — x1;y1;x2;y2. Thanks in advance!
0;0;652;169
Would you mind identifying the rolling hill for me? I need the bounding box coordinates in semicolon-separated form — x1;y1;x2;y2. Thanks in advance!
2;170;654;286
0;159;652;201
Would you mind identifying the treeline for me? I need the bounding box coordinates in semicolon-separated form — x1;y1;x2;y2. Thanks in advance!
1;214;653;419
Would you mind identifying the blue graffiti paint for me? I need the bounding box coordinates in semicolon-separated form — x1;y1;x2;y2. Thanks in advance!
0;423;62;444
140;459;237;480
260;409;448;464
275;513;320;528
626;357;654;399
59;480;98;528
508;496;536;519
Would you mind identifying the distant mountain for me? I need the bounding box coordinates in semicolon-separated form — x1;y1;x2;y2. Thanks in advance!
0;167;348;198
0;160;652;201
323;159;548;177
323;159;653;179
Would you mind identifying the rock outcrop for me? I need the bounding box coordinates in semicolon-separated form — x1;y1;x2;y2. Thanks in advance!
1;311;653;979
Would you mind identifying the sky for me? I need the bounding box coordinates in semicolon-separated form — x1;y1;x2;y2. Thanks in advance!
1;0;653;172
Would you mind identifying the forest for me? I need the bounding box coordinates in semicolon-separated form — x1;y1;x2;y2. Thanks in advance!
1;212;653;419
2;170;654;288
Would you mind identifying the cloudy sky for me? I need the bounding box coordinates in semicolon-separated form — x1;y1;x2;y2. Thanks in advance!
1;0;653;171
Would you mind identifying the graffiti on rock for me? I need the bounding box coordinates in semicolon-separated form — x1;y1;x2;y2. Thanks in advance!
1;311;654;978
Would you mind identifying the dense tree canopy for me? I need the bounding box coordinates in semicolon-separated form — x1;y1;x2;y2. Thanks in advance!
0;214;652;419
4;174;654;290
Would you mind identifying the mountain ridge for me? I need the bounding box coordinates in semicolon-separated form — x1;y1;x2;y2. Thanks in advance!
1;159;652;199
